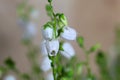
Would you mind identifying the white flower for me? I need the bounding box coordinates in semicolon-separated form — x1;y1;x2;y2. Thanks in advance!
4;75;16;80
60;42;75;59
30;9;40;19
61;26;77;40
46;40;59;56
40;57;51;72
45;72;54;80
23;22;36;39
42;27;54;40
40;40;48;56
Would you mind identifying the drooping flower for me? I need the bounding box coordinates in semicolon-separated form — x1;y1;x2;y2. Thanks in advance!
40;40;48;56
60;42;75;59
61;26;77;40
46;39;59;56
23;22;36;39
40;57;51;72
42;26;54;40
45;72;54;80
4;75;16;80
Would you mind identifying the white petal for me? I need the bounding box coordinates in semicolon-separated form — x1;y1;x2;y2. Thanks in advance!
30;9;40;19
40;57;51;72
60;42;75;59
45;72;54;80
61;26;77;40
23;22;36;39
42;27;53;40
40;40;48;56
46;40;59;56
4;75;16;80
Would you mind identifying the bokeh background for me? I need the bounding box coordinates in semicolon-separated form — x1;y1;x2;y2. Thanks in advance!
0;0;120;77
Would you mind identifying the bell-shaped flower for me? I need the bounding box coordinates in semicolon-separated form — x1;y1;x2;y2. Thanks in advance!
61;26;77;40
60;42;75;59
40;57;51;72
23;22;36;39
46;39;59;56
40;40;48;56
4;75;16;80
45;72;54;80
42;26;54;40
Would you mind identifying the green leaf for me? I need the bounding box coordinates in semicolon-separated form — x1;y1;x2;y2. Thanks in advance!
21;73;30;80
65;67;73;77
32;65;42;74
45;4;53;17
77;36;84;48
96;51;107;67
89;43;101;53
43;21;53;29
4;57;15;70
59;42;64;51
48;0;52;3
0;66;7;78
77;63;83;75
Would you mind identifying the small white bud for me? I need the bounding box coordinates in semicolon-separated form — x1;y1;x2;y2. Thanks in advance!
40;40;48;56
45;72;54;80
4;75;16;80
61;26;77;40
40;57;51;72
46;40;59;56
42;27;54;40
60;42;75;59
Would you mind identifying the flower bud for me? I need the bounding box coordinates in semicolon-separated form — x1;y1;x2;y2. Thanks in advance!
61;26;77;40
46;40;59;56
59;14;68;26
40;40;48;56
60;42;75;59
42;26;54;40
40;57;51;72
4;75;16;80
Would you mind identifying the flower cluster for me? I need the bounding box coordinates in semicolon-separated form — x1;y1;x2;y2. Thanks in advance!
40;3;77;74
17;1;39;41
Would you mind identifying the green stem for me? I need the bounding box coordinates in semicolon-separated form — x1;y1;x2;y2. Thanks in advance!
83;47;91;76
51;57;57;80
47;1;58;80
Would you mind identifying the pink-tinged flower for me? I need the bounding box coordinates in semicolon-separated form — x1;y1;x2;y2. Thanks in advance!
4;75;16;80
60;42;75;59
40;57;51;72
46;40;59;56
61;26;77;40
